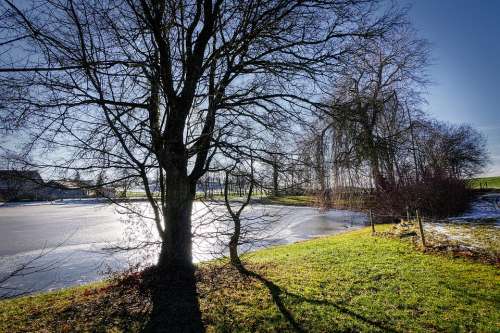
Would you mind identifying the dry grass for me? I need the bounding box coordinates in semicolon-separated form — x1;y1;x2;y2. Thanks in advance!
384;220;500;264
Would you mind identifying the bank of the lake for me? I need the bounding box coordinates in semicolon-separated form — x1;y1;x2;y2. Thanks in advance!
1;225;498;332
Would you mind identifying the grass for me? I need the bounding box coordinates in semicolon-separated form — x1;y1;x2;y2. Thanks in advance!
469;176;500;189
195;194;316;206
259;195;316;206
1;226;499;332
100;191;318;208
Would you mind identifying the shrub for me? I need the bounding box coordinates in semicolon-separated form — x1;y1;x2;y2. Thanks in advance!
375;176;473;218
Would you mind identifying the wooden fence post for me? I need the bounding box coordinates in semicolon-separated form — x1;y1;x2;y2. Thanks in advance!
370;209;375;234
406;207;410;222
416;209;426;248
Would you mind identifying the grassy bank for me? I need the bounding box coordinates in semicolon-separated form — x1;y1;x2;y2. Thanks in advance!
470;176;500;189
1;226;499;332
200;194;317;207
117;193;318;207
258;195;316;206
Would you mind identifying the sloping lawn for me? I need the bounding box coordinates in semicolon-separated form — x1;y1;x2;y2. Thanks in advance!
1;226;499;332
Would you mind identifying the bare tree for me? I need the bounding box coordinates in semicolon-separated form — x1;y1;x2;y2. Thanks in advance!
0;0;403;330
292;23;434;212
325;24;430;191
414;120;488;180
223;159;254;269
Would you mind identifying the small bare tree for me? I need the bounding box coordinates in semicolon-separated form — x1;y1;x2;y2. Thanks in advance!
223;160;254;269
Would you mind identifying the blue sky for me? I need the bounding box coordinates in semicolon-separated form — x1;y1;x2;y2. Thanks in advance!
404;0;500;176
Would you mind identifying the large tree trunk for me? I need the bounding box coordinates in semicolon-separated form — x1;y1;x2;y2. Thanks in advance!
146;163;204;332
159;173;194;269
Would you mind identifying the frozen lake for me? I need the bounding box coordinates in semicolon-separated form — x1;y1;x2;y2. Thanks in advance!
0;200;367;297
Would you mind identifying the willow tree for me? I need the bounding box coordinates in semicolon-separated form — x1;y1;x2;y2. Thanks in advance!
322;25;430;191
0;0;401;330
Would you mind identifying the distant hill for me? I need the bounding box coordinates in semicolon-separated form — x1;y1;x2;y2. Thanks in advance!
469;176;500;189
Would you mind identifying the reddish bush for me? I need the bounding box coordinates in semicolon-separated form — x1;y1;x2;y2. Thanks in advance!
375;176;473;218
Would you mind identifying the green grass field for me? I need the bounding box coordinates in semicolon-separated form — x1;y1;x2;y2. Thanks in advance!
1;226;499;332
259;195;316;206
469;176;500;189
114;192;315;205
195;194;316;206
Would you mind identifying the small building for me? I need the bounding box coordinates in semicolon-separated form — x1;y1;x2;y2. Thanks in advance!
0;170;118;201
95;186;117;198
0;170;45;201
42;180;93;200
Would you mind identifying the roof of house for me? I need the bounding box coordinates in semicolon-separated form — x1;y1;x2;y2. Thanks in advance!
45;179;92;190
0;170;43;182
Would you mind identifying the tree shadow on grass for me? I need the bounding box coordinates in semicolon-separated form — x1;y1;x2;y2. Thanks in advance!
236;264;306;333
237;264;399;333
284;291;399;333
60;268;203;333
143;266;204;333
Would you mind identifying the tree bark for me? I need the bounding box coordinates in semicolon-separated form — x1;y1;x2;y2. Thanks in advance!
229;217;242;269
159;177;194;269
272;160;279;197
147;158;204;332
